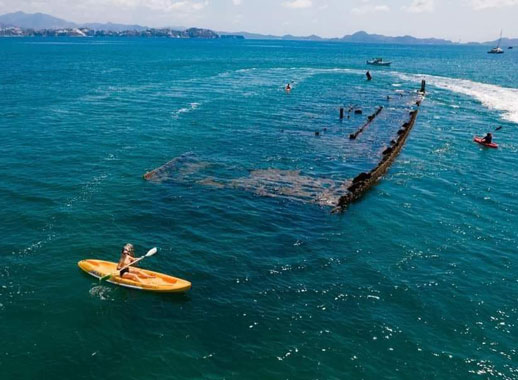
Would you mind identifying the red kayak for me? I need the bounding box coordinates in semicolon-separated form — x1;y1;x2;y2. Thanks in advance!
474;136;498;149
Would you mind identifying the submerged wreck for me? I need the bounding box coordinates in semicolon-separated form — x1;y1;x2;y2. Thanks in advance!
144;81;426;213
332;108;420;213
331;81;425;212
349;106;383;140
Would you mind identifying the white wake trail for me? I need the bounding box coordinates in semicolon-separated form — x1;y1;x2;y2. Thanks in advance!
395;72;518;124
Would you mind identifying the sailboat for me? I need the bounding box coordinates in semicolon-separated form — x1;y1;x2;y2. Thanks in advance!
488;31;504;54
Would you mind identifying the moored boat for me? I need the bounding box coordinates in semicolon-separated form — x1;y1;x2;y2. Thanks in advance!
488;47;504;54
488;31;504;54
366;57;391;66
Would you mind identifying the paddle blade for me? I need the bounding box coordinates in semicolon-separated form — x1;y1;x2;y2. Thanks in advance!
145;247;158;257
99;273;112;282
495;126;503;131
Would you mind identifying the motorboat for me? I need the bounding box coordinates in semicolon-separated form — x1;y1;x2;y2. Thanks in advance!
366;57;392;66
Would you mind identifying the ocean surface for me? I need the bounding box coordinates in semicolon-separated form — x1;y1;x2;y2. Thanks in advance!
1;38;517;379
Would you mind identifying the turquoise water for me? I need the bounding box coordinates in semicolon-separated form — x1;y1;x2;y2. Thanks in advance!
1;38;517;379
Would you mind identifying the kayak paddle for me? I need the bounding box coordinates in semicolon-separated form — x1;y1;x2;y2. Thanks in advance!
495;126;503;131
99;247;157;282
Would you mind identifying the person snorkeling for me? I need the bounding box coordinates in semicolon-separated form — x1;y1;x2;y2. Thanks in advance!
117;243;154;281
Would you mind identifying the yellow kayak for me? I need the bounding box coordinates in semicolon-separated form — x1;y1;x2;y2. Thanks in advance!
78;259;191;293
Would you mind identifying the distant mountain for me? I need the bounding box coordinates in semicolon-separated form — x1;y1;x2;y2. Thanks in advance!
337;31;453;45
222;30;453;44
0;11;152;32
0;11;196;33
480;37;518;47
81;22;148;32
0;11;76;29
219;31;279;40
220;31;324;41
282;34;324;41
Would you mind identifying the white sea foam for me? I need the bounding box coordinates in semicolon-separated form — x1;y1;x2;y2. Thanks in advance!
171;102;201;119
395;73;518;124
63;173;108;209
299;67;365;76
235;68;257;73
89;285;113;301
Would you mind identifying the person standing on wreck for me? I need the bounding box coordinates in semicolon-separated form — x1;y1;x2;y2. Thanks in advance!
366;71;372;81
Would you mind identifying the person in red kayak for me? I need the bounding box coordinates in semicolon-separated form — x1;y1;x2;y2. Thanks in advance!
117;243;154;281
481;132;493;144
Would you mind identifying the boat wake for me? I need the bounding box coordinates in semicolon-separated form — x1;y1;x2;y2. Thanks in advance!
395;73;518;124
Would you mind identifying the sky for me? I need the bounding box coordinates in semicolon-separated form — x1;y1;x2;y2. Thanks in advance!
1;0;517;41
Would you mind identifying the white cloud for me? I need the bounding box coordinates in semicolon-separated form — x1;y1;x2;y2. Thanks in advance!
106;0;208;12
403;0;435;13
351;4;389;14
164;0;208;12
232;0;242;5
470;0;518;9
232;13;243;23
282;0;312;9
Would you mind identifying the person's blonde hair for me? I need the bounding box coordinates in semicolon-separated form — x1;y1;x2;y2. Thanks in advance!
122;243;135;257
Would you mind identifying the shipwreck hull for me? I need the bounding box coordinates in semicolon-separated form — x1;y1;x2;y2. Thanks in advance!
333;106;421;212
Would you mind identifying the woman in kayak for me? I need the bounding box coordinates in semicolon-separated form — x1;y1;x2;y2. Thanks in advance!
117;243;154;281
481;132;493;144
285;83;291;91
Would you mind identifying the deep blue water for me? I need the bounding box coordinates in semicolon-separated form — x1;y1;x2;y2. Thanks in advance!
0;38;517;379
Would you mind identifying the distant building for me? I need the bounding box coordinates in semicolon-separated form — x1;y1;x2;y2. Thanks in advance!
0;25;225;39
